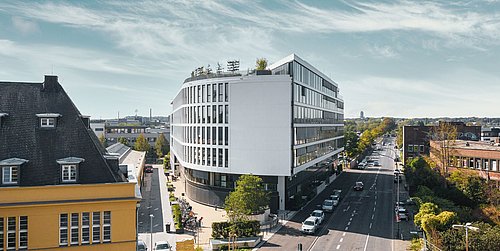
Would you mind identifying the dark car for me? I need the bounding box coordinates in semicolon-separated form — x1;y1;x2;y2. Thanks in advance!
137;240;147;251
144;165;153;173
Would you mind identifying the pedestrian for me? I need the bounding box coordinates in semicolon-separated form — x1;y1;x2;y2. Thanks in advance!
199;217;203;227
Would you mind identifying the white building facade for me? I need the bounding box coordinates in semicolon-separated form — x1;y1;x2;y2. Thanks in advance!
170;54;344;212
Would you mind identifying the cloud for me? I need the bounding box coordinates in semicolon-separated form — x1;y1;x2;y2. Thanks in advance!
367;45;399;58
11;16;39;35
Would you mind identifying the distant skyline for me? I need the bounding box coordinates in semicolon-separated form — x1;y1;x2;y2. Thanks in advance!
1;0;499;118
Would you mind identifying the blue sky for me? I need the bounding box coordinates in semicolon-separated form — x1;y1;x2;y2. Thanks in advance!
1;0;499;119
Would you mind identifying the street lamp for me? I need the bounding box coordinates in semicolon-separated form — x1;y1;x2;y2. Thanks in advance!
453;223;479;251
452;223;479;251
149;214;154;248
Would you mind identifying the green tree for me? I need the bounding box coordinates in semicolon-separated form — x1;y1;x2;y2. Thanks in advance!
154;133;169;157
98;134;107;147
344;131;360;158
134;133;150;152
225;174;269;222
118;137;129;146
255;58;268;70
430;122;458;179
448;171;487;205
415;202;439;227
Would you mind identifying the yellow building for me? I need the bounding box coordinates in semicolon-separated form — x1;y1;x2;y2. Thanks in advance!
0;76;141;250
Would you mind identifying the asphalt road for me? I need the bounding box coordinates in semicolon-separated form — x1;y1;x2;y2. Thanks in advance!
138;168;165;233
259;137;402;251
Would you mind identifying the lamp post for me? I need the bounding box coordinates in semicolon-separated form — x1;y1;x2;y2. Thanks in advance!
149;214;154;248
452;223;479;251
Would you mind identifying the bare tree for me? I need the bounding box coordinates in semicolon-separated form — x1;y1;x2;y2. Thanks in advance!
430;122;458;181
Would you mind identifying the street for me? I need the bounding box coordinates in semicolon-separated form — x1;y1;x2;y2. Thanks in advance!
259;137;412;251
138;168;165;233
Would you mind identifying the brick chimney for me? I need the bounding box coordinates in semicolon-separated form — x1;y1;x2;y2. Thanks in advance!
43;75;59;91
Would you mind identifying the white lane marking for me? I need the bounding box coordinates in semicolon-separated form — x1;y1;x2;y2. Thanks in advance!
343;232;346;237
363;234;370;251
373;207;376;212
369;223;372;229
371;214;374;220
340;238;343;243
349;217;352;221
345;226;349;231
347;221;351;226
336;245;341;250
374;201;377;206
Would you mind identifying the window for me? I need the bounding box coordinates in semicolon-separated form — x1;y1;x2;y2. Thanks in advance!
7;217;15;250
218;148;223;167
218;83;223;102
71;213;79;245
60;214;68;246
225;105;228;124
40;117;55;127
92;212;100;243
82;212;90;244
19;216;28;249
61;164;77;182
224;83;228;102
0;218;3;249
103;211;111;242
2;166;18;184
407;145;413;152
419;145;424;152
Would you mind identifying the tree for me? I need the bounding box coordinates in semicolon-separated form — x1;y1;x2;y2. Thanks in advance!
430;122;458;179
134;133;150;152
98;134;107;147
255;58;268;70
225;174;269;222
344;131;360;158
118;137;129;146
448;171;487;205
155;133;169;157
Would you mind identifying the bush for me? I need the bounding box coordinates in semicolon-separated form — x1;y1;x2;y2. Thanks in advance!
169;192;176;202
172;204;182;229
211;220;260;239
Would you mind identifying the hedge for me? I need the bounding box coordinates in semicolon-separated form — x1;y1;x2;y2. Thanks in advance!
211;220;260;239
172;204;182;229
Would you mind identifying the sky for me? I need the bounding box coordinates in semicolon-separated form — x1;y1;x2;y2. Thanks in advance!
1;0;499;119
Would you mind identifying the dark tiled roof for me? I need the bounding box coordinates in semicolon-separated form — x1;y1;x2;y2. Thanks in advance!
0;76;126;186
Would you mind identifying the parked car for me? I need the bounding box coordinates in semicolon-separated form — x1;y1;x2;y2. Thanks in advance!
357;162;367;169
154;241;172;251
354;181;364;191
330;194;340;206
397;207;409;221
322;199;334;212
144;165;154;173
137;240;147;251
310;210;325;224
405;198;417;206
374;161;380;166
301;216;320;234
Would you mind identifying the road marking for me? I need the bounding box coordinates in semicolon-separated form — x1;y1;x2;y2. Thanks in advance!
371;214;374;220
343;232;346;237
363;234;370;251
345;226;349;231
369;223;372;229
336;245;341;250
349;217;352;221
374;201;377;206
347;221;351;226
340;238;343;243
373;207;376;212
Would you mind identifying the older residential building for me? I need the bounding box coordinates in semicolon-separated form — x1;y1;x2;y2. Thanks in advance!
430;140;500;185
170;54;344;211
0;76;140;251
481;127;500;143
402;122;480;164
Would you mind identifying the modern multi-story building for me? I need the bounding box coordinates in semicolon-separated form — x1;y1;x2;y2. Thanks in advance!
0;76;140;250
170;54;344;212
402;122;481;164
430;140;500;185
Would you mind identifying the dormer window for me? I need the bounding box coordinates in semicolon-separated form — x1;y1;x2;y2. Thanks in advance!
0;158;28;185
57;157;85;183
36;113;62;128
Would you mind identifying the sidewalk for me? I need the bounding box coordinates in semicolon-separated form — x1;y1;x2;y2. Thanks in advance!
171;173;228;250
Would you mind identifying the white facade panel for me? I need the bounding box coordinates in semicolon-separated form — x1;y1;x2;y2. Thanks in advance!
229;75;292;176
